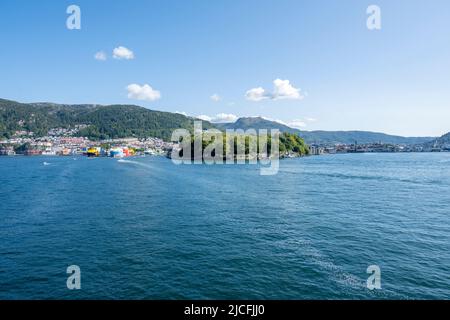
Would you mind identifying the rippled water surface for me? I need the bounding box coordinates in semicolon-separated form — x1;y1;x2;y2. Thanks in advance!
0;153;449;299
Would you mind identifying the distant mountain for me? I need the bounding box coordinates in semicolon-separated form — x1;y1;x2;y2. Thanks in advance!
0;99;214;141
216;117;435;145
438;132;450;144
0;99;438;145
298;130;434;145
423;132;450;148
215;117;299;134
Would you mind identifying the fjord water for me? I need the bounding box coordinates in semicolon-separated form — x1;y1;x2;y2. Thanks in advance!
0;153;449;299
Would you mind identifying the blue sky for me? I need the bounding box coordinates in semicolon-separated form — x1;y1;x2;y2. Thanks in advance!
0;0;449;136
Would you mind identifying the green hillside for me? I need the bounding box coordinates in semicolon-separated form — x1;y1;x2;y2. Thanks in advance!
0;99;214;141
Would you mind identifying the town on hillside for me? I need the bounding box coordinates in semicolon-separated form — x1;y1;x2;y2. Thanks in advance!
1;128;449;157
0;130;174;158
309;140;450;155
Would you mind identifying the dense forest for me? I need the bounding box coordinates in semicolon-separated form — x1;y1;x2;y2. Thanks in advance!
0;99;214;141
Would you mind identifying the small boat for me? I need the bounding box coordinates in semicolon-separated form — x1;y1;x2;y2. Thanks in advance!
110;148;124;158
87;147;100;157
42;151;57;156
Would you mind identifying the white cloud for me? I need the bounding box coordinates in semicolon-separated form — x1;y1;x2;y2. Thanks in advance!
175;111;188;116
212;113;238;123
306;117;317;122
260;116;275;121
94;51;107;61
288;119;307;129
197;115;212;121
245;79;304;101
113;46;135;60
272;79;303;100
127;84;161;102
210;94;221;102
274;119;289;126
196;113;238;123
245;87;269;101
264;117;307;129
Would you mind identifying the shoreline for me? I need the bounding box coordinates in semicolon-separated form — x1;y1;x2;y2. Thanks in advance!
1;150;449;159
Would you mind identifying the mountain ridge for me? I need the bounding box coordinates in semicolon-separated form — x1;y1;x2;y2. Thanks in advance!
217;117;435;145
423;132;450;147
0;99;440;145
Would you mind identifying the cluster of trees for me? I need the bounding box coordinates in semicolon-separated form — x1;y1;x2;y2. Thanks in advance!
13;143;31;154
175;131;309;160
279;132;310;155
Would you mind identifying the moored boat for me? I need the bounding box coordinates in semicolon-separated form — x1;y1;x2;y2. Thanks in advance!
87;147;100;157
110;148;124;158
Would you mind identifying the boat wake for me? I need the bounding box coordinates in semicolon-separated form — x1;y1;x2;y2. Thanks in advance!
117;159;153;169
285;238;410;299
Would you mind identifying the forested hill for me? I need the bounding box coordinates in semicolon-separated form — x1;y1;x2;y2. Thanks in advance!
423;132;450;147
217;117;435;145
0;99;437;145
0;99;214;141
